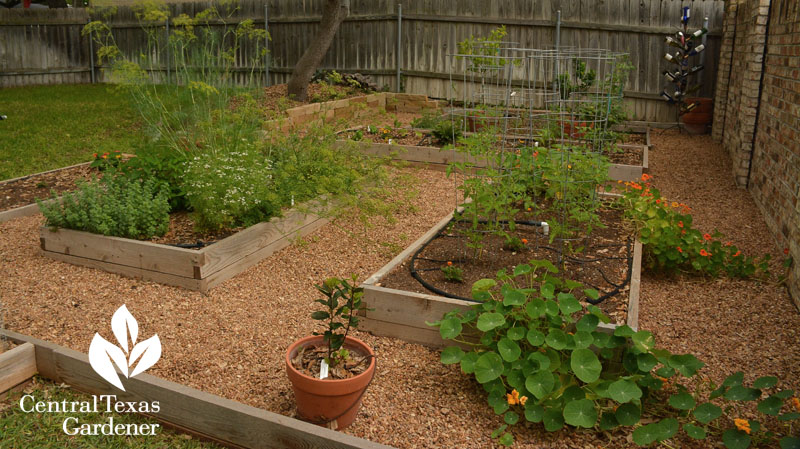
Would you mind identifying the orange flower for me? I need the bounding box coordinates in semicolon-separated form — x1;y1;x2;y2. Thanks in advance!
93;153;98;158
699;249;709;257
725;241;733;247
115;154;122;159
507;389;521;405
733;250;741;257
102;154;108;159
656;199;661;204
792;396;800;413
527;207;532;212
617;180;623;184
734;418;751;435
677;247;683;253
519;395;528;406
641;173;652;181
785;247;791;255
671;201;679;208
703;233;712;241
630;182;642;190
533;151;539;158
521;238;528;245
447;261;453;266
678;221;684;228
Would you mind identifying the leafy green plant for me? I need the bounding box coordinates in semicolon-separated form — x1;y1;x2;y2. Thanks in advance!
619;174;770;278
410;110;444;129
457;26;516;74
429;264;799;447
311;275;364;368
38;175;169;240
90;150;125;172
432;119;463;145
441;261;464;283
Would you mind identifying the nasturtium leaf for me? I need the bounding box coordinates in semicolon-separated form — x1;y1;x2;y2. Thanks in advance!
775;389;795;399
723;371;745;387
526;299;546;318
545;348;562;371
562;385;586;402
576;314;599;332
636;353;659;372
526;371;555;399
544;300;560;317
693;403;722;424
599;412;619;430
669;354;705;377
460;351;479;374
637;374;664;390
474;352;505;384
546;329;568;350
753;376;778;390
540;282;555;299
503;288;527;306
757;395;783;416
498;338;522;362
608;379;642;403
440;346;464;364
439;316;462;339
623;352;640;374
490;424;507;438
779;412;800;421
507;326;526;341
588;305;611;323
504;410;520;425
524;404;544;422
632;423;660;446
655;418;679;441
599;348;615;360
632;330;655;352
570;348;602;384
592;331;611;348
655;366;676;378
472;278;497;294
724;385;761;402
513;264;532;276
615;402;641;426
683;423;707;439
710;385;727;399
526;329;545;346
779;436;800;449
489;391;509;414
583;288;600;300
477;312;506;332
557;294;582;316
722;429;752;449
563;399;597;428
543;408;565;431
668;392;696;410
528;352;551;372
498;432;514;446
572;331;594;349
613;325;635;338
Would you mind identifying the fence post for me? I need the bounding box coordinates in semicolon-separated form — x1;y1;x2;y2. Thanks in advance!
165;18;171;84
555;10;561;49
264;4;270;86
87;20;95;84
396;3;402;92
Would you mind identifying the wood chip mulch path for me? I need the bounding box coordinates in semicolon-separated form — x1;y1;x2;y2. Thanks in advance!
1;130;798;448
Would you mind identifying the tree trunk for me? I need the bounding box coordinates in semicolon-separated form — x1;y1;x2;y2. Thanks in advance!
286;0;349;102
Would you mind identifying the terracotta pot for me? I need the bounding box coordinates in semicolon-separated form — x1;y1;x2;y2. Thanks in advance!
562;121;593;138
686;97;713;114
285;335;375;430
681;97;713;135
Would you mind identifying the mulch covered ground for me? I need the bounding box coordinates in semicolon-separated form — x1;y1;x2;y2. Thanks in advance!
0;130;797;448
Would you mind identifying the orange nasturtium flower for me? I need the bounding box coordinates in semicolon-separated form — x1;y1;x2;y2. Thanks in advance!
678;221;684;228
677;247;683;253
671;201;679;208
733;250;741;257
521;238;528;245
641;173;652;182
447;261;453;266
785;247;791;255
630;182;642;190
519;395;528;406
700;249;711;257
734;418;751;434
792;396;800;413
703;233;712;241
507;389;520;405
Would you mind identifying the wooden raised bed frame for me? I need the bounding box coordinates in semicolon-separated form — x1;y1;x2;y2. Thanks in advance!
40;202;332;293
0;329;391;449
0;161;92;223
359;211;643;349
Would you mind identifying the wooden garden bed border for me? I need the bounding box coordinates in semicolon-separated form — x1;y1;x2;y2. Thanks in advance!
0;329;391;449
0;161;92;223
39;199;334;293
358;209;643;349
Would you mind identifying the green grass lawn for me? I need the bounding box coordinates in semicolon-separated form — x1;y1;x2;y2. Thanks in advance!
0;84;142;181
1;377;220;448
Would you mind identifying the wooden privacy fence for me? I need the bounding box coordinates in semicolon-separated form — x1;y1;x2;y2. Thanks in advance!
0;0;725;122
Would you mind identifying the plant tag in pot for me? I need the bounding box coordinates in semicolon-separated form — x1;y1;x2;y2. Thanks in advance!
319;359;329;379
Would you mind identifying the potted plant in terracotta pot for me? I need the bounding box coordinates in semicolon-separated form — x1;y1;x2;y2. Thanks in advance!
285;275;375;430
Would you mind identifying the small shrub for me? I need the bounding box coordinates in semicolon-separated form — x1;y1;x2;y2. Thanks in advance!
432;119;462;145
441;261;464;283
38;175;169;239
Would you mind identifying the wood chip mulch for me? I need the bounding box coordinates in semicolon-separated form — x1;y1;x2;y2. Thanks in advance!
1;130;798;448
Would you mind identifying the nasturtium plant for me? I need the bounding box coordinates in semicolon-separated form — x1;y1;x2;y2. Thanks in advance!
429;260;800;447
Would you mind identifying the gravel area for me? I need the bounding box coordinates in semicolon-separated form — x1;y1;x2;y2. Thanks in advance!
1;130;798;448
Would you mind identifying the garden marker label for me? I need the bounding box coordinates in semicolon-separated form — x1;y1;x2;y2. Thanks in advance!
320;359;330;379
18;304;163;436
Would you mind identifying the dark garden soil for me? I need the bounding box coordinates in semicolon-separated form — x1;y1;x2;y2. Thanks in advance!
381;201;634;325
605;144;643;166
291;344;370;380
148;211;242;249
0;164;96;213
258;83;376;119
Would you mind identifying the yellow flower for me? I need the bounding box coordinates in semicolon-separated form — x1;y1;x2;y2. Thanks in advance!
734;418;751;434
671;201;679;208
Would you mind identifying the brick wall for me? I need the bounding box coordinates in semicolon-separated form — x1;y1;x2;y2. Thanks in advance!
749;0;800;303
714;0;800;306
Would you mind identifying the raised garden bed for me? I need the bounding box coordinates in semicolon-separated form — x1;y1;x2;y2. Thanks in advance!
0;329;390;449
0;161;94;223
358;207;642;349
39;200;332;293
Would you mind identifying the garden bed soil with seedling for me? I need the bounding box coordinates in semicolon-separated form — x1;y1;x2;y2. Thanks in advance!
290;345;370;380
0;163;95;213
380;202;635;325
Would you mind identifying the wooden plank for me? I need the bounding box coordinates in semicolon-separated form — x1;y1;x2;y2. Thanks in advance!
41;228;202;278
359;317;457;349
0;329;393;449
41;250;203;291
0;202;42;223
363;285;472;329
627;239;642;331
0;342;37;394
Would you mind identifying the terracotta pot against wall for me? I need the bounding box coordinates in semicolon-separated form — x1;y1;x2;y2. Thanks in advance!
681;97;713;135
285;335;375;430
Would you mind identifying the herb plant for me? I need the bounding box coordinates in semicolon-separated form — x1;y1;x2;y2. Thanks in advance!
441;261;464;283
311;275;364;368
429;263;800;447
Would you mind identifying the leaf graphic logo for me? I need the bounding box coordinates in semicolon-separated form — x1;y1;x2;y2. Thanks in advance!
88;305;161;391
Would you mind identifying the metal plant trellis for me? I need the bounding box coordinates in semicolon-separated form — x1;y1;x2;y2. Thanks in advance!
408;43;634;304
